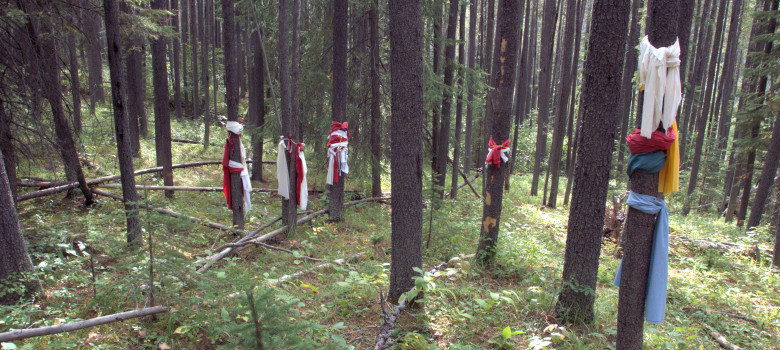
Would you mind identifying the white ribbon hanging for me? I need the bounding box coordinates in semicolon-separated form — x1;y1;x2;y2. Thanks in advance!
277;138;290;200
638;36;682;139
326;130;349;185
226;121;252;214
297;144;308;210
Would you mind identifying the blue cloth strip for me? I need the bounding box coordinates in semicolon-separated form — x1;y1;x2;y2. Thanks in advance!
626;150;666;177
613;191;669;324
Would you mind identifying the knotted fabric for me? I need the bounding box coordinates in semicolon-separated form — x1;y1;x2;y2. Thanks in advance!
326;121;349;185
485;137;510;168
658;122;680;195
222;121;252;214
276;136;308;210
638;36;681;139
613;191;669;324
626;128;676;154
626;151;666;177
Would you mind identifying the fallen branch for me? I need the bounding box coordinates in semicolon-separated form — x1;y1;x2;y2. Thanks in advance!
196;196;389;273
96;184;361;194
692;319;744;350
268;252;365;286
92;189;238;233
373;256;465;350
683;307;779;328
444;171;481;199
671;235;773;256
0;306;168;342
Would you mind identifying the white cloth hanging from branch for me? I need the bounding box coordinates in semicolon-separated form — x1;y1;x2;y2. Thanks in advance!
222;121;252;214
326;122;349;185
276;136;308;210
638;36;682;139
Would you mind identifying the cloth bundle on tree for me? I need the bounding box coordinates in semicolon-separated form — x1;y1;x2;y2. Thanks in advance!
636;35;681;195
222;121;252;214
277;135;308;210
326;121;349;185
484;136;510;168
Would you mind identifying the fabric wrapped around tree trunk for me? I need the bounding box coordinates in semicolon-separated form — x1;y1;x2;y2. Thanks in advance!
484;137;510;168
613;191;669;324
276;136;308;210
625;128;676;154
222;121;252;214
626;150;667;177
326;121;349;185
658;122;679;195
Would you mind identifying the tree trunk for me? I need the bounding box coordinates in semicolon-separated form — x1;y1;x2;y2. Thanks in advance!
615;0;645;177
431;3;442;184
329;0;348;221
222;0;244;230
475;0;520;265
24;4;94;207
554;0;630;324
747;107;780;230
250;30;265;183
370;0;382;197
124;30;144;156
545;0;577;209
714;0;743;156
433;0;459;200
680;0;714;164
683;0;729;216
0;147;41;305
190;0;199;122
84;1;104;110
530;0;558;196
562;0;585;207
279;0;297;235
67;33;82;135
450;1;467;199
201;0;211;148
388;0;424;303
464;0;477;175
172;0;182;120
0;103;15;205
506;0;532;192
151;0;174;199
616;1;678;347
103;0;142;246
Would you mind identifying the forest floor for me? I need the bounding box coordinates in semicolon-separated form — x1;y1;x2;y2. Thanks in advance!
2;116;779;349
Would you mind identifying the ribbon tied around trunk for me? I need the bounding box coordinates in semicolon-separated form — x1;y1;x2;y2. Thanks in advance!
485;137;510;168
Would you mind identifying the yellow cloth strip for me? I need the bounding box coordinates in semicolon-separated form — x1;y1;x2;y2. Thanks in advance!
658;121;679;195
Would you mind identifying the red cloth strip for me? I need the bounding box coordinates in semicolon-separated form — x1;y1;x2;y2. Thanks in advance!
625;128;676;154
485;136;510;168
222;133;244;209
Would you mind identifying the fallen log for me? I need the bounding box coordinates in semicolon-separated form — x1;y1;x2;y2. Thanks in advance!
95;183;362;195
682;307;779;328
0;306;168;342
691;319;744;350
671;235;773;256
444;171;481;199
92;189;238;233
269;252;365;286
196;196;389;273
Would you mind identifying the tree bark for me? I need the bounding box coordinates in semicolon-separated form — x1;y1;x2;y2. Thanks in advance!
84;1;104;110
279;0;297;235
66;33;82;135
370;0;382;197
615;0;645;177
530;0;558;195
450;1;467;199
683;0;729;216
616;2;678;347
250;30;265;182
151;0;174;199
222;0;244;230
190;0;199;122
464;0;478;175
506;0;531;192
329;0;348;221
554;0;630;324
475;0;520;265
181;0;189;105
388;0;424;303
680;0;714;164
0;146;41;305
433;0;459;200
747;99;780;230
0;103;16;204
103;0;142;246
545;0;577;209
201;0;211;148
124;26;144;157
172;0;182;120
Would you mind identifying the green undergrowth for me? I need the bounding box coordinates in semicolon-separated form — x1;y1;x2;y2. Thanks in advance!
2;115;779;349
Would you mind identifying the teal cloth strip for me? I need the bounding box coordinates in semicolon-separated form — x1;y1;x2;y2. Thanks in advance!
626;150;666;177
613;191;669;324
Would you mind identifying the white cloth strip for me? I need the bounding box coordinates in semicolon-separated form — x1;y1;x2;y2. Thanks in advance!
226;122;251;214
329;129;348;139
298;145;308;210
226;121;244;134
277;140;289;199
638;36;682;139
326;141;349;185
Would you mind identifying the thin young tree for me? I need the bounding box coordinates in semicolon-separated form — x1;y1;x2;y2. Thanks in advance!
746;101;780;230
84;0;104;110
387;0;424;303
123;5;144;156
151;0;173;198
433;0;459;200
279;0;297;234
617;0;679;347
530;0;558;196
329;0;348;221
475;0;520;265
66;32;82;135
201;0;211;147
615;0;645;176
190;0;199;122
0;103;16;204
463;0;477;175
450;1;467;198
554;0;630;324
0;147;41;305
223;0;244;230
250;29;265;182
103;0;142;245
172;0;182;120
